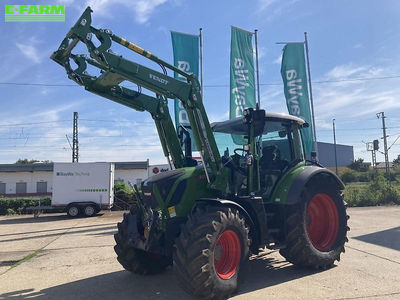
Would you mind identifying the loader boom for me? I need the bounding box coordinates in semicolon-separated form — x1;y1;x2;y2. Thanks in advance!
51;7;228;192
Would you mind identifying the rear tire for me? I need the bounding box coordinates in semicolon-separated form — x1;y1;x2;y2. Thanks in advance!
83;205;96;217
280;179;349;268
114;213;172;275
67;205;80;218
173;206;250;299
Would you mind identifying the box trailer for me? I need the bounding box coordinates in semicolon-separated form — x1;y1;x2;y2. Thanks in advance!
28;162;114;217
52;162;114;217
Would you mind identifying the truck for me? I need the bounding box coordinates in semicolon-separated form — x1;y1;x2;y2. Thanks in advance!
29;162;114;217
51;7;349;299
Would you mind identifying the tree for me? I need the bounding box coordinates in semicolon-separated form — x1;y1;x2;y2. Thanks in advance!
15;159;53;164
41;160;53;164
393;154;400;167
15;159;39;164
348;158;369;172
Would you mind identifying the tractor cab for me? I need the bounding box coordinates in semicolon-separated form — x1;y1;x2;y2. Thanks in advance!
212;109;306;198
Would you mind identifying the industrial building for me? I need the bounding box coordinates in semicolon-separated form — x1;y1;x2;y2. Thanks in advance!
0;161;169;197
317;141;354;168
0;140;353;197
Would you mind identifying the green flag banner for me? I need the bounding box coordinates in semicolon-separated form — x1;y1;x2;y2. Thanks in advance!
280;43;314;154
230;27;256;145
171;31;199;151
230;26;256;120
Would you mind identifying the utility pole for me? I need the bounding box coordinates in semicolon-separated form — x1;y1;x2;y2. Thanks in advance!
72;112;79;162
332;119;338;175
254;29;261;110
304;32;318;158
377;112;389;182
199;28;203;96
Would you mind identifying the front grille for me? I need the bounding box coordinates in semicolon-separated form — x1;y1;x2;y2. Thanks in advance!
141;169;186;209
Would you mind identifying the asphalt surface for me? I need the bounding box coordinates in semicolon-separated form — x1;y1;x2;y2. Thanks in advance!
0;206;399;299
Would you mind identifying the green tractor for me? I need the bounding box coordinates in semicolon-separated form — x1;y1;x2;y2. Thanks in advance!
52;7;349;299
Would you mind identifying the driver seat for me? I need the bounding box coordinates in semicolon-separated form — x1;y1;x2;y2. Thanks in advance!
260;145;282;197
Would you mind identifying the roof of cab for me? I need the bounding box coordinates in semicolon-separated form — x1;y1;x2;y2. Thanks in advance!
211;111;306;134
265;111;305;124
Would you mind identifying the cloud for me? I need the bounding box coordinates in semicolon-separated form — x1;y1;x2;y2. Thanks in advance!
314;62;400;120
258;0;279;11
15;43;41;64
257;0;300;21
83;0;168;24
273;53;282;64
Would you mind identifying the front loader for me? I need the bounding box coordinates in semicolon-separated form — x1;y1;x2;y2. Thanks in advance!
51;7;349;299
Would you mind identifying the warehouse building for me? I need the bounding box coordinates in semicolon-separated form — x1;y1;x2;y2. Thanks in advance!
0;141;353;197
0;161;169;197
317;141;354;168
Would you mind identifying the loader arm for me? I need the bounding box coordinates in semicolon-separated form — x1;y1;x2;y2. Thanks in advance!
51;7;228;193
60;53;185;168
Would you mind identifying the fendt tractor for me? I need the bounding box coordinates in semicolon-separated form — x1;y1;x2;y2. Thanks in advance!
52;7;349;299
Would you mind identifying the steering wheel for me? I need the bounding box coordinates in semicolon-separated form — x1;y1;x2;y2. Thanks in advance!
234;148;246;156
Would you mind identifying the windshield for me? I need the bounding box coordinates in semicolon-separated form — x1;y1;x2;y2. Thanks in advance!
260;122;304;164
214;132;246;157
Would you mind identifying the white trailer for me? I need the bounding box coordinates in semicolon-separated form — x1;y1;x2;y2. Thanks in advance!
27;162;114;218
51;162;114;217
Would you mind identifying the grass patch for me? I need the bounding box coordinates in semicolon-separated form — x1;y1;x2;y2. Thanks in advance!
9;249;41;270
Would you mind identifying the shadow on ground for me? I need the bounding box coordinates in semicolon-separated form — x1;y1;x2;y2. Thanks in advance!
0;225;117;243
0;215;71;225
237;250;324;296
0;213;107;225
0;269;190;300
353;226;400;251
0;250;325;300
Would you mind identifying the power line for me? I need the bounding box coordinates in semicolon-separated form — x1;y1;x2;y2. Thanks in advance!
1;74;400;88
0;120;70;127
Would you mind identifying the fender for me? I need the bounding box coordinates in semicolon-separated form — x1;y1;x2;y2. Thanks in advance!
286;166;344;205
195;198;254;226
195;198;268;251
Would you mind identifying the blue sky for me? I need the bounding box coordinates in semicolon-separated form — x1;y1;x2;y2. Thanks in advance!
1;0;400;164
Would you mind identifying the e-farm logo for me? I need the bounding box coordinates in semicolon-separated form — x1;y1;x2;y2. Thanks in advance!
5;5;65;22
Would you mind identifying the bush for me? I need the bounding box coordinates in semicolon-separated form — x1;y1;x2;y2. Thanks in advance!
341;170;357;183
357;172;370;182
344;176;400;207
6;208;16;215
383;171;397;181
113;182;136;210
0;198;51;215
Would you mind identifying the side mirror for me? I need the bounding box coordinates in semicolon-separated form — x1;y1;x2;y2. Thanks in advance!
311;151;317;160
243;108;266;136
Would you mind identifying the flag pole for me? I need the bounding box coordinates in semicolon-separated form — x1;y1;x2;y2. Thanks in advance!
199;28;204;96
304;32;318;156
254;29;261;109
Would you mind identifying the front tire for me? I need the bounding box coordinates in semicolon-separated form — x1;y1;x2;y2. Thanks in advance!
67;205;80;218
173;206;250;299
114;212;172;275
280;179;349;268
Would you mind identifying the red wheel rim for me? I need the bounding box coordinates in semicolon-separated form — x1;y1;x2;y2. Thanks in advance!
306;193;339;251
214;230;241;279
